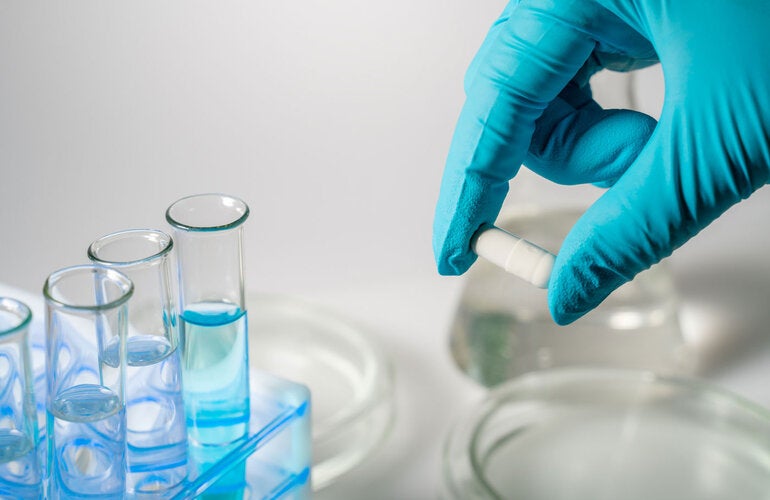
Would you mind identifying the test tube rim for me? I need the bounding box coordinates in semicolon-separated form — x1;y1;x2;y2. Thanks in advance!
87;228;174;267
0;296;32;338
165;193;250;232
43;264;134;312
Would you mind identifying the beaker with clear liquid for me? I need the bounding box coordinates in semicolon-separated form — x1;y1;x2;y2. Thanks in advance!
450;207;690;387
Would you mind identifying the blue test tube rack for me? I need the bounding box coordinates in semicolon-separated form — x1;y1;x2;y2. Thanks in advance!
28;316;312;499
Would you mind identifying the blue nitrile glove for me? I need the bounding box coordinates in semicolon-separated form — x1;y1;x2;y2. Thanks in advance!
434;0;770;324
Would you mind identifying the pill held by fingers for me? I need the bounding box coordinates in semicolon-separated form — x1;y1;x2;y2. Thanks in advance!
471;226;555;289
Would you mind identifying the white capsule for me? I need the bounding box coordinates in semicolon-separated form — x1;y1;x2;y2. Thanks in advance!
471;226;555;289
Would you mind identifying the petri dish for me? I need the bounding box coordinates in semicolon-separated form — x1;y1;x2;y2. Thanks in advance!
450;206;690;387
246;294;394;491
443;368;770;500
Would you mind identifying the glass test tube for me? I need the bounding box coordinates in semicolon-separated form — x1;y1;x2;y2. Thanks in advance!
166;193;251;496
0;297;41;499
43;265;133;499
88;229;188;496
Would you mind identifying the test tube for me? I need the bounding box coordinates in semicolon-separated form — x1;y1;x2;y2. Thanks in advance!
43;265;133;499
471;225;556;289
166;193;251;495
0;297;41;499
88;229;188;496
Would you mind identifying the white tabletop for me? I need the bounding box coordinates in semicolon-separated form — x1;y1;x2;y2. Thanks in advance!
5;187;770;499
2;2;770;497
308;190;770;499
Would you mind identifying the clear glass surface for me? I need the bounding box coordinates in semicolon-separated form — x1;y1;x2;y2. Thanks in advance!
88;229;187;496
451;206;689;387
43;265;133;498
0;297;41;499
443;368;770;500
166;193;251;497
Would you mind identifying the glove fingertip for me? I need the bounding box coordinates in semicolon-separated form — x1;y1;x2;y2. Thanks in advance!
434;228;477;276
547;259;590;325
436;247;477;276
547;238;626;326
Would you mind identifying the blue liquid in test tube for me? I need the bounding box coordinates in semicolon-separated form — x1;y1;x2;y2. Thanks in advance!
167;194;252;498
181;303;250;442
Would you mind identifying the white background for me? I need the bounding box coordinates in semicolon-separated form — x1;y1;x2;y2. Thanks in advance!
2;2;770;498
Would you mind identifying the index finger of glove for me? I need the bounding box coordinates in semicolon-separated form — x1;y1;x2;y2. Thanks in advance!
434;0;598;275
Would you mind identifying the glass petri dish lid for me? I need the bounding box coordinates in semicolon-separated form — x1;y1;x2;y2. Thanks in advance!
443;368;770;500
247;294;394;491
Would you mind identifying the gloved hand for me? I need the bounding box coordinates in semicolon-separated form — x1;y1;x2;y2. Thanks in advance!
433;0;770;324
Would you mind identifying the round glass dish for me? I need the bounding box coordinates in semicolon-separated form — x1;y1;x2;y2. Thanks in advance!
246;294;394;491
443;369;770;500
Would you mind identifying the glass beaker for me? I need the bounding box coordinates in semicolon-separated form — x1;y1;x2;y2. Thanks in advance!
450;206;688;387
0;297;41;499
43;265;133;499
88;229;188;496
166;193;251;496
